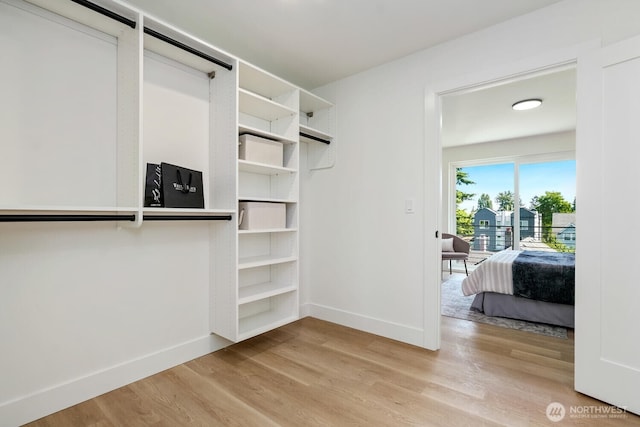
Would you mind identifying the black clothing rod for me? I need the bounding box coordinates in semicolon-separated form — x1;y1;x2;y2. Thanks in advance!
143;27;233;71
300;132;331;145
0;214;135;222
143;215;232;221
70;0;136;28
0;214;232;223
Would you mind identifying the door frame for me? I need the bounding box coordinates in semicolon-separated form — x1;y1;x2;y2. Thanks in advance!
422;40;599;351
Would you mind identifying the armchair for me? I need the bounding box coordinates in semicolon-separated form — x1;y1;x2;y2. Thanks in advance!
441;233;470;275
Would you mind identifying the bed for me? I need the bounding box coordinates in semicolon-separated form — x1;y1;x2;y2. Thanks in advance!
461;250;575;328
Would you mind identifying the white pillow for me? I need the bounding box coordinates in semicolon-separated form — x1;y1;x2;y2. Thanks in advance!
442;238;455;252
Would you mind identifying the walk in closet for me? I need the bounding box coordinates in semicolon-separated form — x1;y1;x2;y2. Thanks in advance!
1;0;334;342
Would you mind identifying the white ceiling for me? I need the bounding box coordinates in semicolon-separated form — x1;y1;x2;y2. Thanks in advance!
123;0;562;89
441;67;577;147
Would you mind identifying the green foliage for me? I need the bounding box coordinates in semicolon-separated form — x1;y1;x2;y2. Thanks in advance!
495;191;515;211
544;235;575;253
477;193;493;210
530;191;574;239
456;168;474;186
455;169;475;236
456;208;474;236
456;169;475;205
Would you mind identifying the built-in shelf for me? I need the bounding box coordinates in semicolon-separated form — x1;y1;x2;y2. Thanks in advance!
239;89;296;122
142;208;233;221
237;197;296;204
231;60;301;343
0;207;234;223
238;282;297;305
143;208;234;215
0;206;138;214
299;124;333;144
238;255;297;270
0;207;137;222
239;62;296;100
238;228;297;234
300;90;333;115
238;160;296;175
0;214;136;223
238;125;297;144
238;314;298;342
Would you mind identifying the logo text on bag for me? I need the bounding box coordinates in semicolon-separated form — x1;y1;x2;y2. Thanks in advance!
173;183;196;193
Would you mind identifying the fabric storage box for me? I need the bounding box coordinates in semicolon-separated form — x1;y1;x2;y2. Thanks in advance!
238;201;286;230
239;134;283;167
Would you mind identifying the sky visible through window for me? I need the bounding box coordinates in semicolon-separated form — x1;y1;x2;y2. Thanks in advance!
458;160;576;213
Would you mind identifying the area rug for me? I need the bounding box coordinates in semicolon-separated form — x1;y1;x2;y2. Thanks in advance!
442;274;568;339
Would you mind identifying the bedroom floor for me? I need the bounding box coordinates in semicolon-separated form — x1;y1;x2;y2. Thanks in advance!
26;316;638;426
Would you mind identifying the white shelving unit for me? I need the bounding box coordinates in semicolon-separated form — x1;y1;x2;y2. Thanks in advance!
4;0;335;344
211;61;300;342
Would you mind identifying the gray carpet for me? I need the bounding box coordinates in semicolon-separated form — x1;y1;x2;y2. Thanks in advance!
442;274;568;339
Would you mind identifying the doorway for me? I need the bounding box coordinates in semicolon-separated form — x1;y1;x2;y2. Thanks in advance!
423;61;578;351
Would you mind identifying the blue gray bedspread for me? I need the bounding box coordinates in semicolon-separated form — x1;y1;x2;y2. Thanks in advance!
512;251;575;305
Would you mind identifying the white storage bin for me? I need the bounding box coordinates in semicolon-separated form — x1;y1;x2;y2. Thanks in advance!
238;201;286;229
239;134;283;167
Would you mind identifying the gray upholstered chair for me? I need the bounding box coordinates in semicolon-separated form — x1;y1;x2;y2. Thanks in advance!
441;233;470;275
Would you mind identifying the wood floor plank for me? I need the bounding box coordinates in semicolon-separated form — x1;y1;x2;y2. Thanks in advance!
93;386;159;427
187;350;354;426
25;316;640;426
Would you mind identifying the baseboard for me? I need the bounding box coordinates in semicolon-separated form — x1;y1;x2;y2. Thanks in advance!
302;303;425;348
1;334;231;427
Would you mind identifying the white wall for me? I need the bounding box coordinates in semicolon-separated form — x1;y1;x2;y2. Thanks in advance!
0;222;230;425
302;0;640;345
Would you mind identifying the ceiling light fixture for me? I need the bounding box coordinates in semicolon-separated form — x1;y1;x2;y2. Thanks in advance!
512;98;542;111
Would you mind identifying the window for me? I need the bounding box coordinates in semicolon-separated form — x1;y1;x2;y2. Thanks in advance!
455;159;575;253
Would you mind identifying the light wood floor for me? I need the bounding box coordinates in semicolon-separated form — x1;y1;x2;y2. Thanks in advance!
27;316;640;426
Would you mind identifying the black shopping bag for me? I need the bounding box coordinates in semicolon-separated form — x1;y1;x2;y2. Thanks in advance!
160;162;205;208
144;163;163;207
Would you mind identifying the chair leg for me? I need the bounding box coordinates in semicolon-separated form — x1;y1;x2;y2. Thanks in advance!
449;260;452;274
464;260;468;276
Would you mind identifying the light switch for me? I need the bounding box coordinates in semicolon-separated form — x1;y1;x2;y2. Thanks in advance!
405;198;415;214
